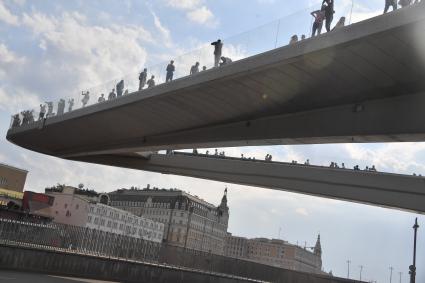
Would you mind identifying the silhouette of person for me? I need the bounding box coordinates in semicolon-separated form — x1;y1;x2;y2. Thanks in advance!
98;93;106;103
166;60;175;82
39;104;46;120
220;56;232;66
190;62;200;75
108;89;116;100
139;68;147;90
46;102;54;116
116;80;124;97
322;0;335;32
332;17;345;30
12;114;21;127
211;39;223;67
147;75;156;88
311;6;326;36
384;0;398;13
81;91;90;107
57;99;65;115
289;35;299;44
202;66;207;71
68;99;74;112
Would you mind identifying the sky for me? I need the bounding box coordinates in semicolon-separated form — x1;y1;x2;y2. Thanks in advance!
0;0;424;282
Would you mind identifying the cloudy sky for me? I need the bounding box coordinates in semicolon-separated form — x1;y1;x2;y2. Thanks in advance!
1;0;424;282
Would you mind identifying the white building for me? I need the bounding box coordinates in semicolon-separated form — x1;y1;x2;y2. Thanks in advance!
107;186;229;254
39;186;164;243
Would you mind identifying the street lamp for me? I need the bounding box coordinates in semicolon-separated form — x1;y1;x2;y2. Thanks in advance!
390;266;394;283
359;265;364;281
347;260;351;279
409;218;419;283
399;271;403;283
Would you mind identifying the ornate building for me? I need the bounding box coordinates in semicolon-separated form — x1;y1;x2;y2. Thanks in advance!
225;233;323;274
41;186;164;243
107;186;229;255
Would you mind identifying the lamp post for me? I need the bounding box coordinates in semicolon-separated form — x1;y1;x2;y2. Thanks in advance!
359;265;364;281
390;266;394;283
409;218;419;283
399;271;403;283
347;260;351;279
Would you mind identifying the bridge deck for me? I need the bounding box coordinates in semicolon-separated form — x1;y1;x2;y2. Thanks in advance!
6;3;425;157
72;152;425;215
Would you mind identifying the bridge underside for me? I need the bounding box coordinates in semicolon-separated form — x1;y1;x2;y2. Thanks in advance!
71;153;425;215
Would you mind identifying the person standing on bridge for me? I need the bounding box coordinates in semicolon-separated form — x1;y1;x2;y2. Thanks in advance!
139;68;147;90
311;5;326;36
211;39;223;67
331;17;345;31
116;80;124;97
166;60;175;82
98;93;106;103
147;75;156;88
220;56;232;66
322;0;334;32
81;91;90;107
38;104;46;120
108;88;116;100
384;0;398;13
190;62;200;75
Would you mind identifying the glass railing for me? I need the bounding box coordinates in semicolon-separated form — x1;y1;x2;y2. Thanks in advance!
8;0;419;130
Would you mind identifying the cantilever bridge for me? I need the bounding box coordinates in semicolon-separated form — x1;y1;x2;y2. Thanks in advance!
7;3;425;214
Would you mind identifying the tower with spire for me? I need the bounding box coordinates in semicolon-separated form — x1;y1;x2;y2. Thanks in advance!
313;234;323;271
314;234;322;257
217;187;229;226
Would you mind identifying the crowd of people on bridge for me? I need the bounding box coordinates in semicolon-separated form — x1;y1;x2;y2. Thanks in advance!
10;0;424;130
172;149;384;174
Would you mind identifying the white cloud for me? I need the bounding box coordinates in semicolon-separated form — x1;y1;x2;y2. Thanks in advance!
295;207;309;216
0;43;25;64
164;0;217;27
151;11;172;48
0;1;19;26
12;0;26;6
19;11;152;98
186;6;217;27
0;87;41;114
166;0;202;10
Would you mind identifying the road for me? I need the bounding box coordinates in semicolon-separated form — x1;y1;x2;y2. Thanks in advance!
0;270;120;283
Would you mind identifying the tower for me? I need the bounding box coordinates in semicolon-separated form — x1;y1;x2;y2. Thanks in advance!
314;234;322;257
218;187;229;225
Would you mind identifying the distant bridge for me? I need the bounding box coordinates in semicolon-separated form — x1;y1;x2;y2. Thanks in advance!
73;152;425;214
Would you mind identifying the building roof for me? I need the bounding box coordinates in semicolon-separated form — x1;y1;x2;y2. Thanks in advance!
109;188;218;209
0;163;28;174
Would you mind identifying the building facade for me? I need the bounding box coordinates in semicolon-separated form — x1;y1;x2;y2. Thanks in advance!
40;186;164;243
224;234;322;274
107;186;229;255
0;163;28;206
